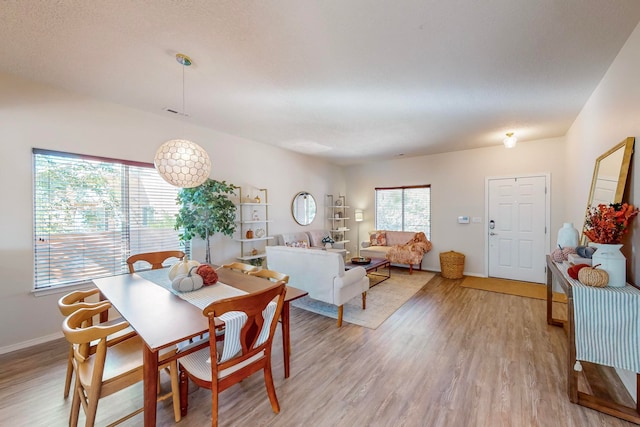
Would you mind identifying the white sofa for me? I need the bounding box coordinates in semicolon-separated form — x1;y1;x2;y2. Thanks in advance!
275;230;345;250
265;246;369;327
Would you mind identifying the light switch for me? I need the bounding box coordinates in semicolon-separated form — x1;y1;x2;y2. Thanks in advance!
472;217;482;223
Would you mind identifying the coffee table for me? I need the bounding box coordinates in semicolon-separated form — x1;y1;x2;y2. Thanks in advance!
345;257;391;286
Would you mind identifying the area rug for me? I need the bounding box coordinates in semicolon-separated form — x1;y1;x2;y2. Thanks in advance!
291;269;435;329
460;276;566;303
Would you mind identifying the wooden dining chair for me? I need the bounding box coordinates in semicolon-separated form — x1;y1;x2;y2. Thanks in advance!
219;262;258;274
126;250;185;273
178;282;287;427
62;303;182;426
57;289;136;399
247;268;289;284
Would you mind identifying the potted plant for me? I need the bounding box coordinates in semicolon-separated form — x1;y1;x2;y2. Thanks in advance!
174;179;237;264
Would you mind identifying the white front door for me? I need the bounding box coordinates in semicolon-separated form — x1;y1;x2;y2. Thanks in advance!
488;176;547;283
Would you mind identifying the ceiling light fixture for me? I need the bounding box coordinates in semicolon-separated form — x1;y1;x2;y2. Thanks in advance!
154;53;211;188
503;132;517;148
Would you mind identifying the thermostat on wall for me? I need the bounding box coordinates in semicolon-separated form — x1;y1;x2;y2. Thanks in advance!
457;216;470;224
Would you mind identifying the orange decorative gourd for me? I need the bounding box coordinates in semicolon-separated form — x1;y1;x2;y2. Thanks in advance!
196;264;219;286
577;264;609;287
567;263;590;280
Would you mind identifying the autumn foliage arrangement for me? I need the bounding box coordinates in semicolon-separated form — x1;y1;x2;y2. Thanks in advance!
583;203;639;244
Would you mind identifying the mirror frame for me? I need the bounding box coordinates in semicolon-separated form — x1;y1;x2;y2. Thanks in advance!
580;137;635;244
291;191;317;226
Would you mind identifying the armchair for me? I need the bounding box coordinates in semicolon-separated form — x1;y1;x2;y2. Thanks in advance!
386;231;432;273
265;246;369;326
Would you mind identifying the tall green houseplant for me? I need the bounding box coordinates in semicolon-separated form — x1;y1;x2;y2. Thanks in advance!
175;179;237;264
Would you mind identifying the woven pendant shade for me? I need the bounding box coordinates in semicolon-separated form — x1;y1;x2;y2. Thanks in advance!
154;139;211;188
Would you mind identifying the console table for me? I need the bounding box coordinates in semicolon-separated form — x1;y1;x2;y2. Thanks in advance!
546;255;640;424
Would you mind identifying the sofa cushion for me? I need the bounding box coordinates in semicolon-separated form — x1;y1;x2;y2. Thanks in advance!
385;231;418;246
306;230;333;248
359;245;390;259
369;231;387;246
276;232;310;247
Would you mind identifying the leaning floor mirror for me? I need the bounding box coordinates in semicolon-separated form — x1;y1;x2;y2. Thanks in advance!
580;137;635;244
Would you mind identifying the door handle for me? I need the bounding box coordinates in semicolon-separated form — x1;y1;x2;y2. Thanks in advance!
489;232;498;236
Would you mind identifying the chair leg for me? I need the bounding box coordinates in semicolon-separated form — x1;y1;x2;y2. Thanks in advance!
337;305;343;327
85;383;102;427
179;364;189;417
69;377;81;427
362;292;367;310
64;345;74;398
212;381;219;427
169;360;181;422
263;364;280;413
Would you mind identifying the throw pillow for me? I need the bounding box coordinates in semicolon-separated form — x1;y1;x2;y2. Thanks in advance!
370;231;387;246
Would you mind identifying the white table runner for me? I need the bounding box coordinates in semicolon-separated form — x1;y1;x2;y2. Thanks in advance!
136;268;247;310
557;261;640;373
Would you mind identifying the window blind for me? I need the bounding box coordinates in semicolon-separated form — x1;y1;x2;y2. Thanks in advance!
33;149;186;289
375;185;431;239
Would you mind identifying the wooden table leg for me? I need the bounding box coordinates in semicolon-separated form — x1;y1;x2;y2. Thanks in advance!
143;345;159;426
281;302;291;378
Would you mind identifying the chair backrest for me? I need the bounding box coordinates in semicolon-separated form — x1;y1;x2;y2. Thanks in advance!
247;268;289;284
219;262;258;274
62;304;131;380
58;288;104;318
204;283;286;387
126;250;185;273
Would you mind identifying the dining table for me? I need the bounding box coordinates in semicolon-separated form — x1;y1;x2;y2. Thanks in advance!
93;266;308;427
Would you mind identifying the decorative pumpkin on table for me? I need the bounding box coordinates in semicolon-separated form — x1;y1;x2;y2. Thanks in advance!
196;264;219;286
171;266;204;292
567;263;590;280
168;257;201;280
551;245;576;262
577;264;609;287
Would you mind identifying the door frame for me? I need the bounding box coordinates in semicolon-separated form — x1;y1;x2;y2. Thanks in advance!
483;173;551;280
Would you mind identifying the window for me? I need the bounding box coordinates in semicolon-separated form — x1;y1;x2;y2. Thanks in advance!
375;185;431;239
33;149;186;290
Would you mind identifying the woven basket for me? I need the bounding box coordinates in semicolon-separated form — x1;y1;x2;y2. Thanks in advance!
439;251;465;279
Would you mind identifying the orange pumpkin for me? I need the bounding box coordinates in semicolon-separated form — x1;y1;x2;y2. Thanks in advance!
567;263;590;280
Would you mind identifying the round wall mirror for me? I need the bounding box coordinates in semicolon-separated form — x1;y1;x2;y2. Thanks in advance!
292;192;316;226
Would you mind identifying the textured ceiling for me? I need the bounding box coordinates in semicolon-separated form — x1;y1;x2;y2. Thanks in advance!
2;1;640;165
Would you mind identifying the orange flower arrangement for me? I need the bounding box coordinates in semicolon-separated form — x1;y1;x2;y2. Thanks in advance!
583;203;639;244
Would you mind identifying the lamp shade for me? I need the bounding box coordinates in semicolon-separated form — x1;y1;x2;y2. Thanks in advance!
354;209;364;222
154;139;211;188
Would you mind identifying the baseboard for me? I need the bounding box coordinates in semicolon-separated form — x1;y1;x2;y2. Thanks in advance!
0;331;62;355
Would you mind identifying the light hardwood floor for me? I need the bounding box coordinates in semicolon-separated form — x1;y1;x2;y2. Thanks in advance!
0;272;635;426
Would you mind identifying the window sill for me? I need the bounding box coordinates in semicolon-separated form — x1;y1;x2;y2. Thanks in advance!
32;281;96;297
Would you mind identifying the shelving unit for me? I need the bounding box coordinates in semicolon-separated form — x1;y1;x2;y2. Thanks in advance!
234;188;273;266
326;194;350;246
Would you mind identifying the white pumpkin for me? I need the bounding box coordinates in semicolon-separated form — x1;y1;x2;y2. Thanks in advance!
168;257;200;280
171;266;204;292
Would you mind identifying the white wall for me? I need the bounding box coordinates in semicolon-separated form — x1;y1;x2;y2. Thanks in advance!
564;21;640;401
344;138;567;276
0;72;343;352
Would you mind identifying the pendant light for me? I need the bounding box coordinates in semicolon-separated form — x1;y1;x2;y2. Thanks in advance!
503;132;517;148
154;53;211;188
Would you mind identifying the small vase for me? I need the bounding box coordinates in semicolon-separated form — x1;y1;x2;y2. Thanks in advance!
590;243;626;287
557;222;579;248
246;229;254;239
